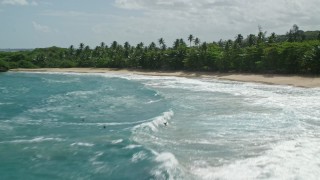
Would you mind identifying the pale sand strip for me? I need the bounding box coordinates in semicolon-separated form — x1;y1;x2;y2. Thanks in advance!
10;68;320;88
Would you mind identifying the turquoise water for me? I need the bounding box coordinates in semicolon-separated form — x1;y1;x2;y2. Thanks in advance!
1;72;320;180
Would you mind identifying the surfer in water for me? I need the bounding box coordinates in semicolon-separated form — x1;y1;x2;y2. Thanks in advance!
163;122;168;126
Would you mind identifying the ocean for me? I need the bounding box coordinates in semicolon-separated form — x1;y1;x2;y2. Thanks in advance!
0;72;319;180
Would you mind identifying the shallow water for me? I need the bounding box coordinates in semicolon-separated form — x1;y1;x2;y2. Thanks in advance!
0;72;319;179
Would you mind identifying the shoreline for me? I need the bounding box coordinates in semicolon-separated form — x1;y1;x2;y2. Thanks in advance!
9;68;320;88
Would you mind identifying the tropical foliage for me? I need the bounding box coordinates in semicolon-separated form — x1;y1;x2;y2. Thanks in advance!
1;25;320;74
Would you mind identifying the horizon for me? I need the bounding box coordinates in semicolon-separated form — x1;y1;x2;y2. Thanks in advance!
1;0;320;49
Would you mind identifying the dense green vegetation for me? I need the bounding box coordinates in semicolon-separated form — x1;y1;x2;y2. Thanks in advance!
1;25;320;74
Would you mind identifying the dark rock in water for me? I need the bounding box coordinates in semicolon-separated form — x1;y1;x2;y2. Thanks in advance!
0;67;8;72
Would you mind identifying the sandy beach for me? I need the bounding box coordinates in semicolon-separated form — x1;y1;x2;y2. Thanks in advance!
10;68;320;88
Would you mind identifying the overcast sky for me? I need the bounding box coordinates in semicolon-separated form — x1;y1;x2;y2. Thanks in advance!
0;0;319;48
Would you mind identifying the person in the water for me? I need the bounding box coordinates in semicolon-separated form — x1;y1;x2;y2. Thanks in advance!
164;122;168;126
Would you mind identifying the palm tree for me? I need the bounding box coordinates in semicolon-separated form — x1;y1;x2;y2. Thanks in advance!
201;42;208;52
100;42;105;48
79;43;84;51
76;43;85;57
149;42;157;50
123;42;131;58
218;39;224;48
188;34;194;47
225;39;233;51
179;39;187;47
124;42;130;50
268;32;276;43
247;34;256;46
136;42;144;50
68;45;74;56
111;41;118;50
194;38;200;47
84;45;90;50
173;39;180;49
158;38;166;50
235;34;243;46
158;38;164;47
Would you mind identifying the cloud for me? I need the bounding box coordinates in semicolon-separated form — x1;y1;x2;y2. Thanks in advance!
113;0;320;42
40;10;113;19
32;21;51;33
2;0;37;6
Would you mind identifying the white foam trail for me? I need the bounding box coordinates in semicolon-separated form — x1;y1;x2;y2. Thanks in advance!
9;116;151;127
0;136;64;144
145;99;162;104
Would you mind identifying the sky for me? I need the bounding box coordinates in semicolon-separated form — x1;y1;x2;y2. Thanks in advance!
0;0;319;49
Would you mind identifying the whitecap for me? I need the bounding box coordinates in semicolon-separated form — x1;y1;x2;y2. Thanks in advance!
145;99;162;104
111;139;123;144
123;144;142;149
131;151;147;163
70;142;94;147
66;90;97;96
151;152;186;180
133;110;174;132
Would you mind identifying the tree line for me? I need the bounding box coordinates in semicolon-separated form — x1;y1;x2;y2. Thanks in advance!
1;24;320;74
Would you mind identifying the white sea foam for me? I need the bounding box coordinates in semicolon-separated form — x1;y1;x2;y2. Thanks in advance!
131;151;147;163
111;139;123;144
155;152;179;168
1;136;64;144
71;142;94;147
151;152;186;180
123;144;142;149
0;102;13;105
190;137;320;180
66;90;97;96
41;77;80;84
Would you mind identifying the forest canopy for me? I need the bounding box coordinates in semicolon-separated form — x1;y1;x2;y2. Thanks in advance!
1;25;320;74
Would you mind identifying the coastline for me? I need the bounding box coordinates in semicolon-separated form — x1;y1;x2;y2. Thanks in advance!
9;68;320;88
